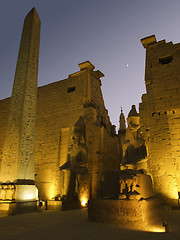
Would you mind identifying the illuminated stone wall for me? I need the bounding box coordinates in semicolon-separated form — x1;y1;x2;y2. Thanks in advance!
140;35;180;205
0;61;119;201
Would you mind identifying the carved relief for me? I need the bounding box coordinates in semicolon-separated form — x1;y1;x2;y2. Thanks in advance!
0;184;16;200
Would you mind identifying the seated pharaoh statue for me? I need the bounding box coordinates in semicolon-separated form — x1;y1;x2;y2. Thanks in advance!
122;105;147;168
59;116;88;173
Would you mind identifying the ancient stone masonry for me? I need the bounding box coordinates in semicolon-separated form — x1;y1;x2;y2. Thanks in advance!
0;8;41;214
0;60;119;205
140;35;180;205
1;7;180;216
35;61;119;201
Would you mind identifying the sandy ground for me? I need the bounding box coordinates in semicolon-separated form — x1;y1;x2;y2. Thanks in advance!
0;208;180;240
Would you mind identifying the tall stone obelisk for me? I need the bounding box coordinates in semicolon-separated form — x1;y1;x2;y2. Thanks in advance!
0;8;40;213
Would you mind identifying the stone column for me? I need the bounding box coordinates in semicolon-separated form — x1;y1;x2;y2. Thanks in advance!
0;8;41;214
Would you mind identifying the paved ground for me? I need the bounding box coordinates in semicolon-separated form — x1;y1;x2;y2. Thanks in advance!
0;208;180;240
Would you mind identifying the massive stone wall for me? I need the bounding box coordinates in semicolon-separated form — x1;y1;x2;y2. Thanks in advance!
140;35;180;205
0;61;119;201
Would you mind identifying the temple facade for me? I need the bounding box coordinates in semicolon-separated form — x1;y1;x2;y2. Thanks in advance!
0;8;180;210
0;60;119;205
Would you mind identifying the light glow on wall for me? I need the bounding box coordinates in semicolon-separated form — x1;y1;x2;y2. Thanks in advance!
16;185;38;201
22;192;37;201
80;194;88;207
79;188;89;207
147;226;165;233
48;184;55;200
81;198;88;206
115;222;165;233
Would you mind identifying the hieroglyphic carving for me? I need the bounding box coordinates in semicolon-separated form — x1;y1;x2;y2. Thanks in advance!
0;8;41;183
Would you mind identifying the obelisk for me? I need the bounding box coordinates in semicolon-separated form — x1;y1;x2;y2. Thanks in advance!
0;8;40;213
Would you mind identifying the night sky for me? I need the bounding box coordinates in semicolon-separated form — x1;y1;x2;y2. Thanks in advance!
1;0;180;130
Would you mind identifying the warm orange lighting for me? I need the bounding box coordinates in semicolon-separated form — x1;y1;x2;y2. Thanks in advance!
23;193;37;201
151;227;165;233
47;184;55;200
146;226;165;233
16;185;38;201
81;198;88;207
80;190;89;207
113;223;165;233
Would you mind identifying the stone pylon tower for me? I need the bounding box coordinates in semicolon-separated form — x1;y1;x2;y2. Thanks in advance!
140;35;180;206
0;8;40;214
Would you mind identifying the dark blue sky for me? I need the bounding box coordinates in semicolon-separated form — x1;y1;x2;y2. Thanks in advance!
1;0;180;129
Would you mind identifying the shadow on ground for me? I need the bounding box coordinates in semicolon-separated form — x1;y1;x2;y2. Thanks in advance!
0;208;180;240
